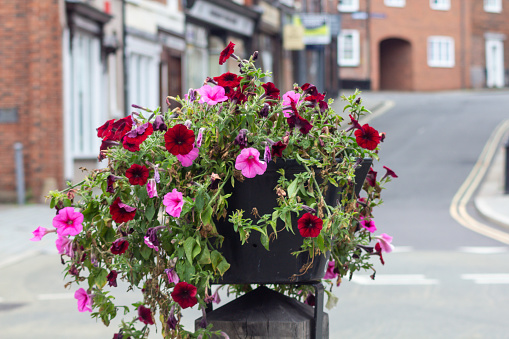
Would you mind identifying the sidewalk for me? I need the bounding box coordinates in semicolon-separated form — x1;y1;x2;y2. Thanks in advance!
1;91;508;268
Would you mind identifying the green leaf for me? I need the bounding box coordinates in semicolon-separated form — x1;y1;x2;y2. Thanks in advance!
210;250;222;271
184;237;196;264
195;189;206;211
216;259;231;276
192;239;201;260
200;205;213;225
260;233;270;251
94;268;108;289
315;233;325;253
198;247;211;265
287;179;299;199
140;245;152;261
145;201;155;221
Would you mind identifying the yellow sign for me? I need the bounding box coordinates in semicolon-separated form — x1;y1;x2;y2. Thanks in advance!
283;24;305;50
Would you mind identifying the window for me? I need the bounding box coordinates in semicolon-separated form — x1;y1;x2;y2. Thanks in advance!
384;0;405;8
338;30;360;67
427;36;455;68
430;0;450;10
484;0;502;13
337;0;359;12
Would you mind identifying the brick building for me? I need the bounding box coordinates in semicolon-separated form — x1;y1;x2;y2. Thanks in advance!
338;0;509;91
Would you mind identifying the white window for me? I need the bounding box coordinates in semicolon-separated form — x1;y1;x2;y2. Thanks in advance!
338;30;360;67
427;36;455;68
484;0;502;13
385;0;405;8
430;0;450;10
337;0;359;12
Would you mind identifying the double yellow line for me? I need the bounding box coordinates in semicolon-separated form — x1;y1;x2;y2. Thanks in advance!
450;120;509;244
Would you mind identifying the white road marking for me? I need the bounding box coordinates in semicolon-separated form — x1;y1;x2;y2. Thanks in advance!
458;246;508;254
351;274;439;285
461;274;509;284
0;297;4;303
37;293;74;300
392;246;413;253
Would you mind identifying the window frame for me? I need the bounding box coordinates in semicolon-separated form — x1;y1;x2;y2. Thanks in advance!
337;0;359;12
427;36;455;68
338;29;360;67
484;0;502;13
430;0;451;11
384;0;406;8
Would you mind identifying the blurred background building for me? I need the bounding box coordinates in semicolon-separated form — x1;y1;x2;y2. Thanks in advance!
0;0;507;203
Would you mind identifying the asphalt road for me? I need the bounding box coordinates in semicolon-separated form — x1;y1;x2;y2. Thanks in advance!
1;90;509;339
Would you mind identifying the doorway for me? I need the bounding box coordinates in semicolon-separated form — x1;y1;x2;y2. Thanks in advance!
486;39;505;88
379;38;413;90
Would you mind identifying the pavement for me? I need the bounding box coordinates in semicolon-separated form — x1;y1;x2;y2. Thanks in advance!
1;91;509;268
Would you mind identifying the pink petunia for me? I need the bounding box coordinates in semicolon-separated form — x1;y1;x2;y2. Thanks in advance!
234;148;267;179
323;260;338;280
146;178;158;198
359;216;377;233
176;145;199;167
144;236;159;251
56;235;74;257
375;233;394;253
52;207;84;237
282;91;301;117
165;268;180;284
30;226;48;241
74;288;93;312
163;189;185;218
197;85;228;105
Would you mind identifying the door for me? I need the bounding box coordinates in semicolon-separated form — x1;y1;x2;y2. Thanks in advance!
486;39;504;88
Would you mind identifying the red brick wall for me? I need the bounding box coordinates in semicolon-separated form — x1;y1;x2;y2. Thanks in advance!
0;0;63;202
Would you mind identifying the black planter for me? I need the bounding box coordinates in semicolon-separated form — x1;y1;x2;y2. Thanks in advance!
215;158;372;284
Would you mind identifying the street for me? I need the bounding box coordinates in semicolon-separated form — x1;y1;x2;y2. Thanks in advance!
1;90;509;338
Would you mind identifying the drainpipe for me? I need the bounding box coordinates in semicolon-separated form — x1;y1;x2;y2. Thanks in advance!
366;0;371;89
14;142;25;205
122;0;128;116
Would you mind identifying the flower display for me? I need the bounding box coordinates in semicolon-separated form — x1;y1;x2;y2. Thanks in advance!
36;42;396;338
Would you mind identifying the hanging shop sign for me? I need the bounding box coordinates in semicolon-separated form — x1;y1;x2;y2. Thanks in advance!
298;14;330;45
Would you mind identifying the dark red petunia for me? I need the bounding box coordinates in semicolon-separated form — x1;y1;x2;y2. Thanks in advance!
213;72;243;88
375;243;385;265
164;124;195;156
125;164;150;186
219;41;235;65
137;305;155;325
346;114;363;132
171;281;198;309
98;139;119;161
355;124;381;150
152;115;167;132
99;116;133;141
381;166;398;180
287;112;313;135
365;167;377;187
109;197;137;223
297;213;323;238
110;238;129;255
305;92;325;103
107;270;118;287
123;123;153;152
271;141;287;158
261;82;280;100
97;119;115;138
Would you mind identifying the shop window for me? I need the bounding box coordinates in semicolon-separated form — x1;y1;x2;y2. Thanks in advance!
338;30;360;67
384;0;405;7
427;36;455;68
430;0;450;10
337;0;359;12
484;0;502;13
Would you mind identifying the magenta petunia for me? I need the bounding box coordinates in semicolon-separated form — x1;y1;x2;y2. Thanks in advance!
197;85;228;105
30;226;49;241
297;213;323;238
359;216;377;233
56;235;74;257
146;178;158;198
163;189;185;218
375;233;394;253
282;91;301;117
165;268;180;284
74;288;93;312
176;145;199;167
323;260;338;280
52;207;84;237
234;147;267;179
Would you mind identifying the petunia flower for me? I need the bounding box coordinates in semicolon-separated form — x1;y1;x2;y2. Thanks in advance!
109;197;137;224
30;226;49;241
264;145;271;163
164;124;195;156
359;216;377;233
365;167;377;187
165;268;180;284
171;281;198;309
53;207;84;237
106;174;119;194
374;243;386;265
107;270;118;287
110;238;129;255
381;166;398;181
146;178;158;198
125;164;150;186
258;103;270;118
271;141;287;158
282;91;301;117
213;72;243;88
123;122;153;152
97;116;133;141
234;129;248;149
176;145;199;167
196;128;205;148
261;82;280;101
74;288;93;312
346;114;363;132
287;109;313;135
56;235;74;257
304;292;315;306
163;189;185;218
152;115;167;132
219;41;235;65
355;124;381;150
297;213;323;238
144;226;165;252
137;305;155;325
234;148;267;179
375;233;394;253
166;305;178;330
323;260;338;280
197;85;228;105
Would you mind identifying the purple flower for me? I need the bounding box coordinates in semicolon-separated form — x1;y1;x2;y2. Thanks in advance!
30;226;49;241
152;115;167;132
165;268;180;284
166;305;177;330
107;270;118;287
196;128;205;148
56;235;74;257
146;178;158;198
53;207;84;237
74;288;93;312
235;148;267;179
323;260;338;280
264;145;271;163
144;227;163;252
234;129;248;149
